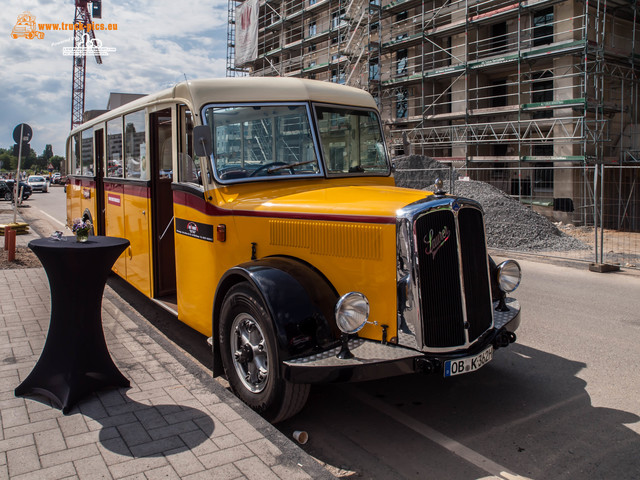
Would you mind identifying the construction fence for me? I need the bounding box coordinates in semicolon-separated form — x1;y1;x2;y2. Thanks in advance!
394;163;640;270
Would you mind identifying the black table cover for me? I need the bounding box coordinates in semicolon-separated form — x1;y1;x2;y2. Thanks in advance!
15;236;131;414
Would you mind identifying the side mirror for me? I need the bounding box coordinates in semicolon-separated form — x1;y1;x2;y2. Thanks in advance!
193;125;212;157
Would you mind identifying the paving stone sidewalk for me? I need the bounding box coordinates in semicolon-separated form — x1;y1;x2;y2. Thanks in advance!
0;211;334;480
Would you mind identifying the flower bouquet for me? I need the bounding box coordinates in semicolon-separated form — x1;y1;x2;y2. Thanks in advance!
72;218;92;243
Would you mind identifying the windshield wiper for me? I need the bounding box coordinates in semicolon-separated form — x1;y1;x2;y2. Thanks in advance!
267;160;316;173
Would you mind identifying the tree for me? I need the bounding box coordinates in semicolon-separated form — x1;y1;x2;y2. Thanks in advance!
20;147;38;171
0;146;37;172
0;148;16;171
42;144;53;163
33;153;47;172
50;155;64;172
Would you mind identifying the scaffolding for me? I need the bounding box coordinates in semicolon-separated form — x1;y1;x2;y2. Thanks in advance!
228;0;382;90
226;0;249;77
228;0;640;224
231;0;639;159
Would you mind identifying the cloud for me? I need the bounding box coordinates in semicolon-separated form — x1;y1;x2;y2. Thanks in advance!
1;0;228;157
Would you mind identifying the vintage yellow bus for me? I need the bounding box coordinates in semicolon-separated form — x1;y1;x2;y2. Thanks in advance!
66;77;522;422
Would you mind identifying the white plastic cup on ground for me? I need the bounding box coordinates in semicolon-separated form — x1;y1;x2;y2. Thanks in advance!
293;430;308;444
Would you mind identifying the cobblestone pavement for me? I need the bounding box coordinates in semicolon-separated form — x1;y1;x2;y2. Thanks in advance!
0;211;334;480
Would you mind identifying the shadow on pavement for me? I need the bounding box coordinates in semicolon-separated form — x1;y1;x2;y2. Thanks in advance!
279;343;640;479
80;393;216;458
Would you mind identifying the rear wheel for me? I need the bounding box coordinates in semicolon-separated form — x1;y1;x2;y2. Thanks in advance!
219;283;309;423
4;192;12;201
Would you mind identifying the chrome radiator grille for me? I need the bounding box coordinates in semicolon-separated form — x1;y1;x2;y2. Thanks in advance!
398;198;493;351
415;209;466;347
457;208;493;342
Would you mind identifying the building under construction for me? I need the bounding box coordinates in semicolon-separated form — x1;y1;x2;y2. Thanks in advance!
228;0;640;220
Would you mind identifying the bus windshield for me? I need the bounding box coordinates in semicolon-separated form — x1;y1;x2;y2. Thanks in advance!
204;104;321;181
314;105;389;176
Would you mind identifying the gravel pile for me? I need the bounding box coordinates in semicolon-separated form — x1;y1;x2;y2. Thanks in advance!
394;155;457;189
450;179;587;251
394;155;587;252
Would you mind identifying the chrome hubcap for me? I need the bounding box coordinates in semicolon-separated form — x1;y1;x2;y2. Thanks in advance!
230;313;268;393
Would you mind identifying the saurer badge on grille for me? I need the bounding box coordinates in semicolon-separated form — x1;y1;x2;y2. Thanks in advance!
424;226;451;259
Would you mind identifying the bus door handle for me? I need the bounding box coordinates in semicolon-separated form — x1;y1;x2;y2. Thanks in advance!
128;246;132;260
159;216;174;241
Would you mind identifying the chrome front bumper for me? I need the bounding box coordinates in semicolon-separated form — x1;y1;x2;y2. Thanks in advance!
282;299;521;384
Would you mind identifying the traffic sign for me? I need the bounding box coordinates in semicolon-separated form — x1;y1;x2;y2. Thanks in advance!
12;123;32;144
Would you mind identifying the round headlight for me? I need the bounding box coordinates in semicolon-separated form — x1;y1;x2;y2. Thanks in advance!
335;292;370;334
496;260;521;293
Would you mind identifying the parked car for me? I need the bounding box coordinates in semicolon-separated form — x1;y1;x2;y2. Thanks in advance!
27;175;49;193
0;180;32;201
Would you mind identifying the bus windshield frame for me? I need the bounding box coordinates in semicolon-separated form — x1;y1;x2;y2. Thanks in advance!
202;102;324;184
313;103;390;177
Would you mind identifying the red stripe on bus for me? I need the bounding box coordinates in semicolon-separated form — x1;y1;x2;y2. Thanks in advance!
172;190;396;225
103;183;150;198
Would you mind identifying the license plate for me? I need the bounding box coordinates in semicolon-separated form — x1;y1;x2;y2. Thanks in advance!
444;346;493;377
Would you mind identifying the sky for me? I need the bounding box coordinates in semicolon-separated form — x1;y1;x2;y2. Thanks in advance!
1;0;229;159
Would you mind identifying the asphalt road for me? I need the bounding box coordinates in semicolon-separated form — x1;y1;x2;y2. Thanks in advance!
16;183;66;235
21;186;640;480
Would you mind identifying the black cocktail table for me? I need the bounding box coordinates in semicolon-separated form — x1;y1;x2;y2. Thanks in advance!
15;236;130;414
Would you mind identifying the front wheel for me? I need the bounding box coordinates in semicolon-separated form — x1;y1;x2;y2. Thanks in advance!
4;192;12;201
219;283;309;423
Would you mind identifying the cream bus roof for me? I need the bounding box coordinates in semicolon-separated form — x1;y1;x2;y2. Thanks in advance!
70;77;378;135
183;77;377;108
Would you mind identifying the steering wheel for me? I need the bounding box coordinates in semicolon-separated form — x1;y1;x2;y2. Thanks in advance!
249;162;293;177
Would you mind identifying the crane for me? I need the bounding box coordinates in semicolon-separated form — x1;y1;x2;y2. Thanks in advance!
70;0;102;130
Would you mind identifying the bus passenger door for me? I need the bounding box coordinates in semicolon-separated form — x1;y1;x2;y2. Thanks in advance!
104;181;126;277
150;109;176;298
94;128;105;235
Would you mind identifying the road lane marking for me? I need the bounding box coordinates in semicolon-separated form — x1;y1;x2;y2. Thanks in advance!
40;209;65;227
348;388;533;480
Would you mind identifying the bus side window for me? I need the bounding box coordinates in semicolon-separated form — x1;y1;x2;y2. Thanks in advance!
124;111;147;180
81;130;94;176
71;134;81;175
178;106;200;184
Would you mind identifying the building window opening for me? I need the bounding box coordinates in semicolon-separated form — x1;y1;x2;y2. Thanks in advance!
491;22;507;54
396;88;408;118
532;144;553;191
397;48;408;76
332;9;346;29
331;33;346;44
533;164;554;192
369;60;380;81
491;79;508;107
533;8;553;46
532;71;553;118
331;68;346;84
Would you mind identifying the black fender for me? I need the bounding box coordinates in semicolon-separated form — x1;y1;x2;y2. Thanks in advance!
212;256;340;377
